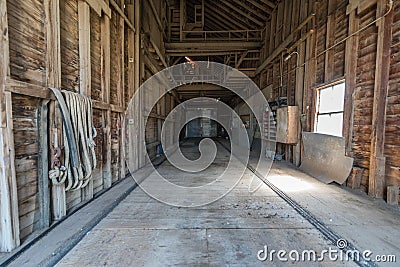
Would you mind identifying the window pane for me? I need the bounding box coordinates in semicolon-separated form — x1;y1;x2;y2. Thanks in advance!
318;83;345;113
316;113;344;137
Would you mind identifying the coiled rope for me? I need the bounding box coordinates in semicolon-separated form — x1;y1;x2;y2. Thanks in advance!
49;88;97;191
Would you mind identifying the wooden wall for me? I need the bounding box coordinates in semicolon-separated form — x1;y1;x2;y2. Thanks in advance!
0;0;165;251
258;0;399;203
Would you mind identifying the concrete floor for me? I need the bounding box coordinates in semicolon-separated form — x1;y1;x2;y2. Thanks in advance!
6;139;398;266
53;139;398;267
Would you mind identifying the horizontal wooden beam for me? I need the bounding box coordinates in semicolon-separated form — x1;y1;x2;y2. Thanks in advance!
5;79;125;113
166;41;261;51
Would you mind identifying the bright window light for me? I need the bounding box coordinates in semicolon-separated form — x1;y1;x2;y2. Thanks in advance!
315;83;345;137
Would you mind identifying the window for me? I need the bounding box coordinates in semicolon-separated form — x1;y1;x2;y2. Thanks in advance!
315;83;345;137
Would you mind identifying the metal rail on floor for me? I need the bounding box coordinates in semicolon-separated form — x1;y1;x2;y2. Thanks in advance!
216;139;377;267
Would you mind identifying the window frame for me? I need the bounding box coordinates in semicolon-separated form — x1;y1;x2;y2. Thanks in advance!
314;81;346;137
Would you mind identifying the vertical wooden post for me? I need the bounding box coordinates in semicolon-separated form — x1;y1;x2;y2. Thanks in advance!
119;0;126;180
343;7;359;156
78;0;93;200
44;0;63;227
293;2;307;167
126;1;136;172
101;0;112;188
179;0;184;41
135;0;145;168
0;0;20;252
369;0;393;198
305;0;317;133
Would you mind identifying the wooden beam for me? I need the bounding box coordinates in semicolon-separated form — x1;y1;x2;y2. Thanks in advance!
149;38;168;68
223;0;264;26
43;0;63;228
101;2;112;188
146;0;167;39
180;0;184;41
236;51;249;68
245;0;272;14
166;42;261;50
207;1;252;30
343;9;359;155
136;0;144;168
167;51;246;56
126;2;136;174
0;0;20;252
233;0;268;21
369;0;393;198
78;0;93;200
260;0;276;9
118;0;126;181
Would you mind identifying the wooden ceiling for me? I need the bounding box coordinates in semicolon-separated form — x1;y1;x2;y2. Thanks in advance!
183;0;276;31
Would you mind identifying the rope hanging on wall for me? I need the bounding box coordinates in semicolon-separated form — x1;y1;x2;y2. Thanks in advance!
49;88;97;191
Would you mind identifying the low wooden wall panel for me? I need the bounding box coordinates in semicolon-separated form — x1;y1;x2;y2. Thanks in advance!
12;95;41;240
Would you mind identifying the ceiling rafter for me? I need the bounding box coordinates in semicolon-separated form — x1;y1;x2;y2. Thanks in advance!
204;10;248;39
260;0;276;9
206;1;254;30
231;0;269;22
245;0;273;14
222;0;265;27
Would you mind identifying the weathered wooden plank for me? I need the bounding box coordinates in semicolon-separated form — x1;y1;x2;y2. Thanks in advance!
343;9;359;156
79;0;94;200
118;0;125;180
387;186;399;205
45;0;66;221
0;0;20;252
369;0;393;198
